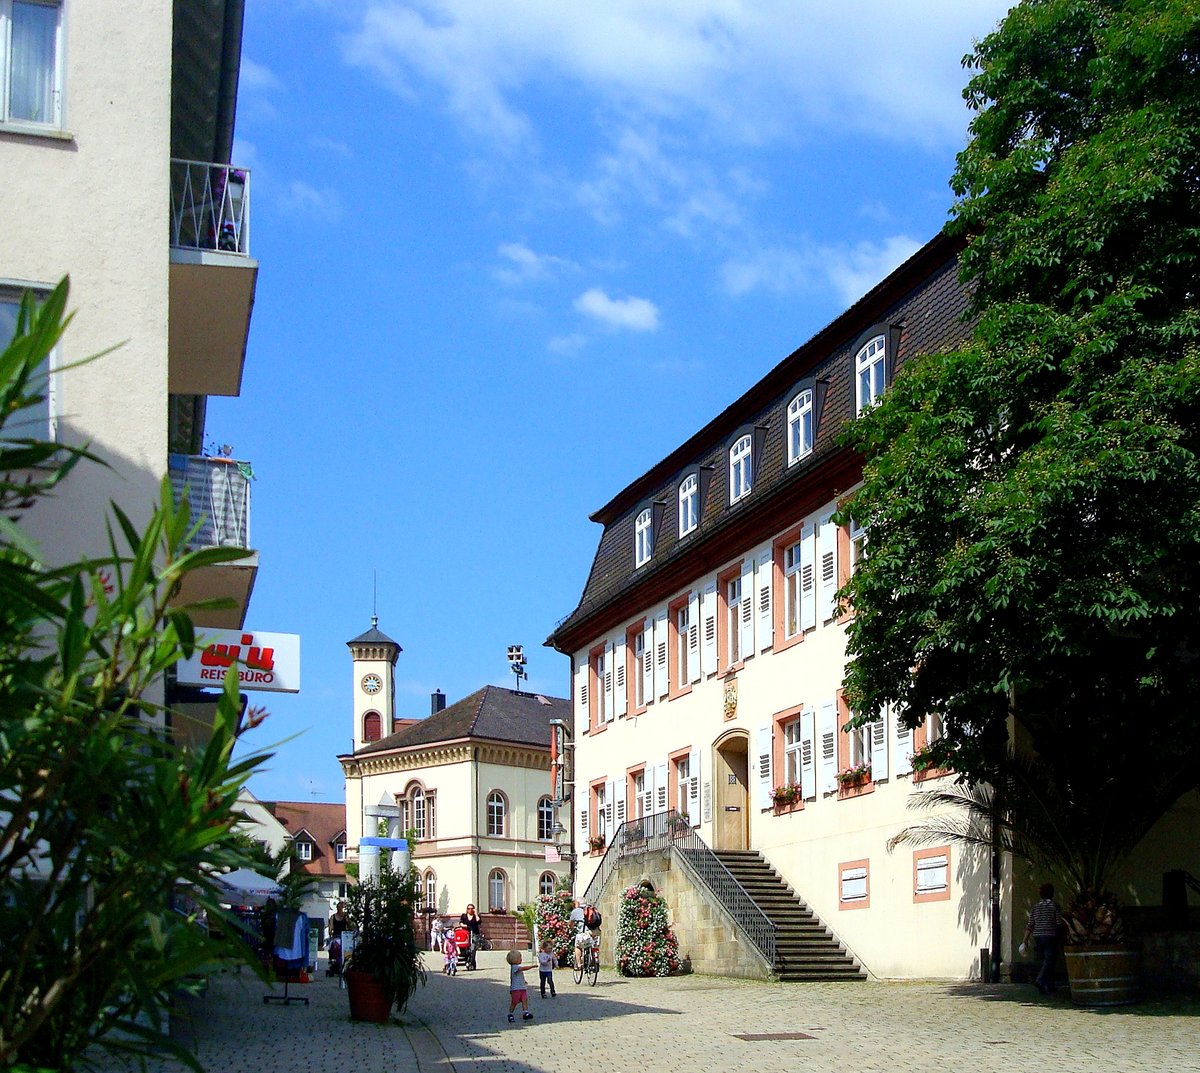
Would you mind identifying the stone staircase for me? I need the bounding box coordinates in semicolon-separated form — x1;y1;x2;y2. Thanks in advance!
714;850;865;982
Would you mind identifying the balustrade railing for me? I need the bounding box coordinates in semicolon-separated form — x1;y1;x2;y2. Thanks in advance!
170;159;251;256
582;809;776;967
168;454;251;550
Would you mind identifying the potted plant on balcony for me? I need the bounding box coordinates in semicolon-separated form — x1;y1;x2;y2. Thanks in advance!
343;863;426;1023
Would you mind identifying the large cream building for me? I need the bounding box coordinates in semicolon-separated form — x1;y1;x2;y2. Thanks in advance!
339;621;570;918
1;0;259;705
548;233;1198;981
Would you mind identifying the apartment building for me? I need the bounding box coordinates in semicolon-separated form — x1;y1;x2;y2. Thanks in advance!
1;1;260;725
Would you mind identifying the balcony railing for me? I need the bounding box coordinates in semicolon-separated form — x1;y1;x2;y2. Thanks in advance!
168;454;251;549
170;160;251;256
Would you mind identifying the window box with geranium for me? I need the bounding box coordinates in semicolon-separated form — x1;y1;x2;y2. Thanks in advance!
837;763;871;788
771;783;802;811
587;834;606;853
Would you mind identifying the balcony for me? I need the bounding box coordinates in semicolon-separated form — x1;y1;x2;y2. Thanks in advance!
168;453;258;630
169;160;259;398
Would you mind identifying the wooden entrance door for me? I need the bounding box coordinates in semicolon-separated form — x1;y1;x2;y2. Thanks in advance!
714;736;750;851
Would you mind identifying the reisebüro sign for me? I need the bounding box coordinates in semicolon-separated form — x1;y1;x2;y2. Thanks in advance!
176;629;301;693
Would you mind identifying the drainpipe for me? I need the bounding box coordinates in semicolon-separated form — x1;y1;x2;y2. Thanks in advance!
473;745;480;909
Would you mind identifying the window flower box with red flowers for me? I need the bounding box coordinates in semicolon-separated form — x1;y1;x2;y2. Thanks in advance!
587;834;607;854
837;763;872;797
771;782;803;813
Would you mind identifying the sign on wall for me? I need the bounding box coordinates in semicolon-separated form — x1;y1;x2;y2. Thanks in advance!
176;629;301;693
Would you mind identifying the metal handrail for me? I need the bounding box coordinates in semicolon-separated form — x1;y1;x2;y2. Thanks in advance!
581;809;776;967
170;159;252;256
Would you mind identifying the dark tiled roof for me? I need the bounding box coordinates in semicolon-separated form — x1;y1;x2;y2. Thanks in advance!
353;685;569;756
346;621;402;648
266;801;347;879
547;233;974;652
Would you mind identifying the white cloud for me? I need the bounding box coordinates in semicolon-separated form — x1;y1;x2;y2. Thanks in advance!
494;242;576;285
547;333;588;357
720;233;921;307
574;288;660;332
239;56;283;93
342;2;1011;152
277;180;344;221
310;135;353;159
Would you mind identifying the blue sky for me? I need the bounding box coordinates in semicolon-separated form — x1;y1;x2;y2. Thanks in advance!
226;0;1013;803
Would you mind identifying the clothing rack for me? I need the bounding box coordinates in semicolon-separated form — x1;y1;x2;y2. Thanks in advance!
264;910;310;1006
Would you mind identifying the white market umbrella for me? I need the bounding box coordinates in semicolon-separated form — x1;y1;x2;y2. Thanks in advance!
214;867;281;907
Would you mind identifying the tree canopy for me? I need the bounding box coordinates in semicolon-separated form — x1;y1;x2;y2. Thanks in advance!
839;0;1200;847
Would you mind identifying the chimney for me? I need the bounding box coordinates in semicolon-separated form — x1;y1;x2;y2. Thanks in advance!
431;689;446;715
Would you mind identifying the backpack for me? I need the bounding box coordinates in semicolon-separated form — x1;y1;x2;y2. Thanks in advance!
583;906;602;930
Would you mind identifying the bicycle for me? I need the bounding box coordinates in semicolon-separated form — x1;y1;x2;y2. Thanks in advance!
572;940;599;986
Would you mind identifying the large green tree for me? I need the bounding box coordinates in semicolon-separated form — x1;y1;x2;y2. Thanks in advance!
839;0;1200;889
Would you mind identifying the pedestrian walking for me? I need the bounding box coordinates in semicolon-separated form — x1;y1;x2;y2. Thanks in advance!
537;940;557;998
506;948;535;1022
1021;882;1064;994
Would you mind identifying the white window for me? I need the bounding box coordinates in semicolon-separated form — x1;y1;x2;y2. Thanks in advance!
787;389;814;464
726;575;741;664
927;712;945;746
486;791;505;837
916;853;948;896
2;1;63;128
783;539;803;638
593;647;607;723
850;724;873;769
675;602;690;686
412;788;426;837
295;841;312;862
675;756;690;814
539;871;555;896
633;631;645;708
633;771;645;819
335;843;346;863
729;435;752;503
424;869;437;910
537;796;554;841
488;869;506;912
849;518;866;575
635;507;653;567
840;864;868;903
678;473;699;536
784;719;802;784
855;334;887;414
1;287;54;440
426;792;437;838
595;783;608;840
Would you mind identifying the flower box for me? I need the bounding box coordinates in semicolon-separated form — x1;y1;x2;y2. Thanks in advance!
837;764;871;788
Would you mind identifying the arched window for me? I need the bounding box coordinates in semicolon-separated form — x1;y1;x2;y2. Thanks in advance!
678;473;698;536
855;334;887;414
412;787;425;837
787;388;814;464
635;507;654;567
729;434;752;503
539;871;556;896
488;868;507;913
362;711;381;742
486;790;506;837
537;796;554;841
424;869;437;912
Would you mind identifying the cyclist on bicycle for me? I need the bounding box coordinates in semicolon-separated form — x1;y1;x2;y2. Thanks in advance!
571;900;601;969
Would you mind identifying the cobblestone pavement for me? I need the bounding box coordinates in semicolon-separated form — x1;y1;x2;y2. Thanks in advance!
169;951;1200;1073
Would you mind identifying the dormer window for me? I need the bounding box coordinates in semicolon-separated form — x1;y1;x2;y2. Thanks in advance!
635;507;654;567
335;843;346;863
787;389;814;464
729;434;753;503
295;840;313;862
678;473;698;537
855;334;887;414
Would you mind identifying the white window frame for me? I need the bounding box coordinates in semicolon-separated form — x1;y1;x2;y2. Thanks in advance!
849;518;867;576
335;843;346;863
675;755;690;814
412;788;425;837
424;869;437;910
678;473;699;536
595;783;608;840
726;574;742;665
1;1;64;130
486;790;506;837
855;334;887;414
783;538;802;639
488;868;507;912
635;507;654;567
633;630;645;708
850;724;873;769
729;434;752;503
783;718;802;784
675;602;690;686
295;840;312;862
539;871;555;896
916;852;948;896
840;864;868;903
787;388;814;465
537;796;554;841
633;771;645;819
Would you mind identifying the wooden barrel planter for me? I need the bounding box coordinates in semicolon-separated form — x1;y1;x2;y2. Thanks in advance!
344;969;393;1023
1064;945;1141;1007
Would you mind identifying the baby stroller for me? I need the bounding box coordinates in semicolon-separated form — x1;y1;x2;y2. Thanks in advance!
443;932;459;975
454;925;475;971
326;933;343;977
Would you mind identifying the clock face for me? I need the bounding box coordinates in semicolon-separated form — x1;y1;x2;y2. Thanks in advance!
361;673;383;696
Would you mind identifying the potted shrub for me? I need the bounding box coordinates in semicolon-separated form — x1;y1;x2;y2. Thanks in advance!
343;863;426;1023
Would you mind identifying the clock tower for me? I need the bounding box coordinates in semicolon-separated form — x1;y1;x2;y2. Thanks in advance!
347;616;402;753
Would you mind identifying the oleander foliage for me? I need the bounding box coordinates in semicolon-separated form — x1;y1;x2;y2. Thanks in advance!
533;890;575;963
